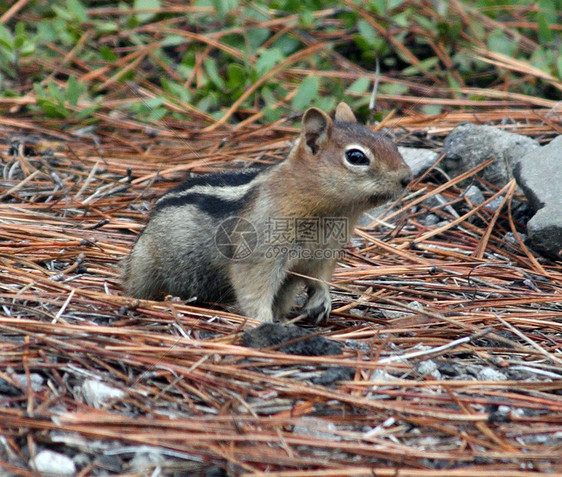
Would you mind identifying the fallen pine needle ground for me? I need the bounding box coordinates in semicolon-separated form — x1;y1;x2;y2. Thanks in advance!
0;110;561;476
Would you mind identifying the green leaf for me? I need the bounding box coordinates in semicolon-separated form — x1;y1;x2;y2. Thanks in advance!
537;15;553;43
0;24;14;50
47;81;65;104
161;78;192;103
76;106;98;120
143;97;164;109
402;57;439;76
96;22;118;33
99;46;117;61
487;30;516;56
381;82;408;95
255;48;283;76
66;0;88;22
66;76;81;106
422;104;442;115
271;35;301;56
162;35;185;47
557;55;562;80
51;5;73;21
365;0;385;14
346;77;370;95
291;76;319;111
388;0;406;9
33;83;45;98
37;98;68;118
298;9;314;27
14;22;27;49
203;57;225;90
246;28;270;54
19;41;35;57
538;0;557;23
134;0;161;23
357;20;378;48
148;106;167;121
260;86;278;108
314;96;336;113
212;0;239;15
263;107;281;122
446;72;461;90
226;63;246;90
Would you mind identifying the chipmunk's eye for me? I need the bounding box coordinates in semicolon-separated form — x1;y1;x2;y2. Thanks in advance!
345;148;370;166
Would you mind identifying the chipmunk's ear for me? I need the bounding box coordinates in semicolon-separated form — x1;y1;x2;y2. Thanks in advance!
334;102;356;123
302;107;332;155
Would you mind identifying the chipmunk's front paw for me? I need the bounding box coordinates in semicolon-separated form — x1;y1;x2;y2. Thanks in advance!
303;293;331;324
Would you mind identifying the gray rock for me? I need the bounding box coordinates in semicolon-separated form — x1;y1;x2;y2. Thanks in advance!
422;214;440;226
33;450;76;476
130;446;165;473
513;135;562;259
486;195;505;211
415;360;441;379
442;123;539;187
504;231;527;245
381;300;423;319
398;147;439;177
423;193;458;217
13;373;44;392
423;193;445;208
477;367;507;381
311;366;354;386
81;379;125;408
464;185;485;205
292;417;341;441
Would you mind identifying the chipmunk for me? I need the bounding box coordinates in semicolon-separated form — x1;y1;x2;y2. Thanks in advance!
121;102;411;323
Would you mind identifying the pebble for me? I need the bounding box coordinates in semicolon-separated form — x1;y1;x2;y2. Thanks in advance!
477;367;507;381
464;185;485;205
34;450;76;476
81;379;125;408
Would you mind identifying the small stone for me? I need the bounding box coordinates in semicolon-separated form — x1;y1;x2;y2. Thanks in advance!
292;417;341;441
422;214;440;226
13;373;44;392
398;147;439;177
477;367;507;381
437;362;458;376
312;366;354;386
443;122;539;187
34;450;76;476
423;193;446;209
464;185;485;205
81;379;125;408
504;231;526;245
513;135;562;259
381;301;423;319
416;360;440;378
486;195;505;211
72;452;91;469
130;446;165;473
370;369;398;383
